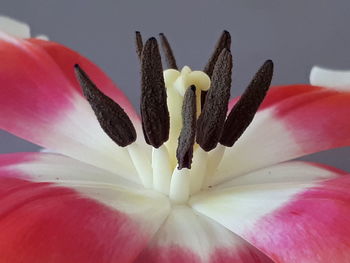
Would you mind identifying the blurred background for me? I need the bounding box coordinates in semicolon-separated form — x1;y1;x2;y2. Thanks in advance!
1;0;350;170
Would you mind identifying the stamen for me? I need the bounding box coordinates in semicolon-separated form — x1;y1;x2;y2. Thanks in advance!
152;145;172;194
176;85;197;169
127;143;153;188
141;37;170;148
203;30;231;77
220;60;274;147
202;31;231;108
135;31;143;60
135;32;151;145
169;168;190;204
74;64;136;147
189;147;208;194
159;33;178;70
196;49;232;151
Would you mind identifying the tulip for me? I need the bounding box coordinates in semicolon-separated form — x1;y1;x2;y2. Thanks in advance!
0;17;349;263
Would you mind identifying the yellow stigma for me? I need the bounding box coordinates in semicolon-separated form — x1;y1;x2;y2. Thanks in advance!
163;66;210;168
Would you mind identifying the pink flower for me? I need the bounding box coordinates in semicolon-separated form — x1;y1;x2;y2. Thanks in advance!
1;17;350;263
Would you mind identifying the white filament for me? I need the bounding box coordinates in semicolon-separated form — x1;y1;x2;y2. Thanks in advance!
127;143;153;188
203;144;226;189
152;145;172;194
169;167;190;204
127;67;214;202
190;147;208;194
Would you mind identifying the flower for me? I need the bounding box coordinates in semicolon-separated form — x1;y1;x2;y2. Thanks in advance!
1;17;350;263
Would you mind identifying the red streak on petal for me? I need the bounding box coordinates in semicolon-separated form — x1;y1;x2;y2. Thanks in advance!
228;85;323;112
276;90;350;153
0;175;148;263
211;247;274;263
258;85;323;110
0;34;75;132
135;244;273;263
0;153;34;167
135;246;201;263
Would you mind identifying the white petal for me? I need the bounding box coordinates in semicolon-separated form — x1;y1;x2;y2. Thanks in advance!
190;161;350;262
191;161;340;233
2;152;170;224
207;109;300;186
0;16;30;38
35;34;49;40
310;66;350;89
135;205;272;262
0;152;171;261
210;85;350;186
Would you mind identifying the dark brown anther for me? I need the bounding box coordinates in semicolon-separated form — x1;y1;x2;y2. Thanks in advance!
74;64;137;147
196;49;232;152
135;31;143;60
202;30;231;108
159;33;178;70
177;86;197;169
220;60;274;147
141;37;170;148
135;32;152;144
204;30;231;77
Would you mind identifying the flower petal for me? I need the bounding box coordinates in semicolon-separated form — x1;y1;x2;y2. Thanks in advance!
212;85;350;185
0;32;144;181
227;84;323;112
0;152;170;262
27;38;139;121
0;16;30;38
310;66;350;88
135;205;273;263
191;161;350;262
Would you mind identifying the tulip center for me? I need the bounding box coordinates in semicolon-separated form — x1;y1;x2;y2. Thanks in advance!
147;67;211;204
75;31;273;205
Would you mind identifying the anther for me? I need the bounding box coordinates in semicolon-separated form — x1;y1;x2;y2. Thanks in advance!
196;49;232;151
203;30;231;77
202;31;231;108
220;60;274;147
135;31;143;60
176;85;197;169
141;37;170;148
159;33;178;70
74;64;136;147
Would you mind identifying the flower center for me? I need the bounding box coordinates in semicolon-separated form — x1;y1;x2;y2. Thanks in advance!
74;31;273;205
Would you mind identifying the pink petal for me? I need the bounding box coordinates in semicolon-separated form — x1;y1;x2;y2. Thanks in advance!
0;32;142;179
135;206;273;263
0;152;170;262
213;85;350;185
191;161;350;262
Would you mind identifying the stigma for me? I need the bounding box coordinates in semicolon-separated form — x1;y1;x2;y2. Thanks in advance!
75;31;274;205
163;66;210;168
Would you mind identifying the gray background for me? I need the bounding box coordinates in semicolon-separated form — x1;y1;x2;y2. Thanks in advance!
1;0;350;170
